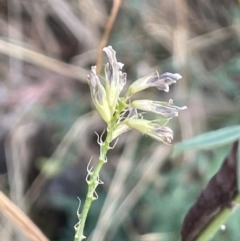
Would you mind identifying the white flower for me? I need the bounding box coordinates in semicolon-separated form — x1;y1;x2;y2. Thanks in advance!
128;71;182;94
125;119;173;144
88;66;111;123
131;99;187;118
103;46;127;114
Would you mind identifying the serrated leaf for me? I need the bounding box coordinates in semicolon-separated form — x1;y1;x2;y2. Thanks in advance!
173;125;240;154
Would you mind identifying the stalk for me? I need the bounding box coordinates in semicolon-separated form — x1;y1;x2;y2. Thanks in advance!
195;194;240;241
74;45;186;241
74;125;113;241
74;101;124;241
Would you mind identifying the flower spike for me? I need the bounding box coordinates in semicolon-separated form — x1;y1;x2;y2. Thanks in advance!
77;46;187;241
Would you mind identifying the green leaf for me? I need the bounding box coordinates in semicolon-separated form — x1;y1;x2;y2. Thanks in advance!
173;125;240;154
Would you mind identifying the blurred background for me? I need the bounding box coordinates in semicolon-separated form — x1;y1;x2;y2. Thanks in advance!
0;0;240;241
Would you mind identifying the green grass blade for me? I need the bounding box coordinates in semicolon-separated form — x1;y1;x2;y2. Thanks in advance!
174;125;240;154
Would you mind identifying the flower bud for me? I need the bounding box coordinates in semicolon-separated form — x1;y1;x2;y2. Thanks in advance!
103;46;127;114
131;99;187;118
88;66;111;123
128;71;182;94
125;119;173;144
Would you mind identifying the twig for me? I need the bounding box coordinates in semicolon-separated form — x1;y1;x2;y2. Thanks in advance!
96;0;123;74
0;38;88;80
0;191;49;241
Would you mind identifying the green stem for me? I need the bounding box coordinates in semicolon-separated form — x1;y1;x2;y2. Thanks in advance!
74;125;113;241
195;193;240;241
74;98;127;241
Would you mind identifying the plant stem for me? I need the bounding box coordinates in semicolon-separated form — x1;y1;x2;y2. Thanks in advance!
195;193;240;241
74;125;113;241
73;98;127;241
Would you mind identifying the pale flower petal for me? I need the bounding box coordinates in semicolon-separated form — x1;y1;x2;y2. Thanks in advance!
128;71;182;94
125;119;173;144
131;99;187;118
88;66;111;123
103;46;126;114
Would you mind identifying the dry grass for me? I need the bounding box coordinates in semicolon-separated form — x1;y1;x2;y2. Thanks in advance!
0;191;49;241
0;0;239;241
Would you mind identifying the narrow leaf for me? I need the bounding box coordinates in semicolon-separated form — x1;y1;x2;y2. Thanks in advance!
174;125;240;154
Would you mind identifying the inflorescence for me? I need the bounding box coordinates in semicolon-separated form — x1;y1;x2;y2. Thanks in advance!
88;46;187;144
